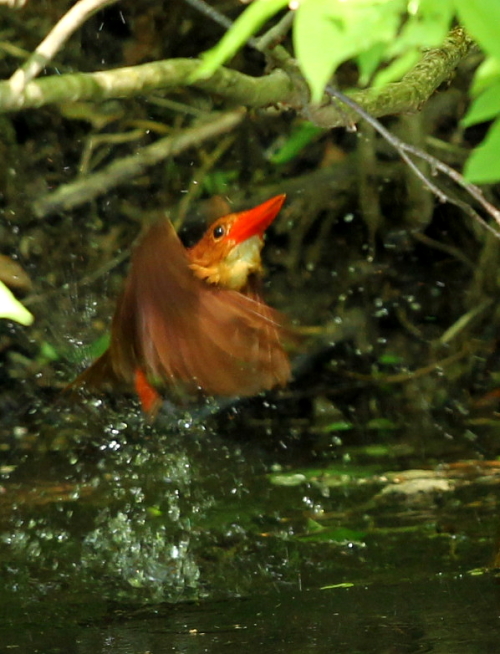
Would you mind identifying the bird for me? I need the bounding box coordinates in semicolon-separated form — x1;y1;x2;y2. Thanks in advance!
72;194;291;415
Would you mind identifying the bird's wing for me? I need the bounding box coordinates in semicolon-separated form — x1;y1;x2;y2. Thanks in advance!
108;219;290;397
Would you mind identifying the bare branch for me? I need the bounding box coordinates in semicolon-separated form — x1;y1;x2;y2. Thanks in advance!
9;0;119;96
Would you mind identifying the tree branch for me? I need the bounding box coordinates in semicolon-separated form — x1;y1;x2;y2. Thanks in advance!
8;0;119;95
0;59;297;112
0;28;473;127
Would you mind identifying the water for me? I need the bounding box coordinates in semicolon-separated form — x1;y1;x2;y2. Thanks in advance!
0;401;499;653
0;577;498;653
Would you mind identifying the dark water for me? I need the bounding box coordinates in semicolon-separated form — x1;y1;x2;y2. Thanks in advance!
1;576;499;653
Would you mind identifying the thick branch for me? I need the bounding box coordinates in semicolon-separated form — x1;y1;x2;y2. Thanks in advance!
0;59;297;112
0;28;473;127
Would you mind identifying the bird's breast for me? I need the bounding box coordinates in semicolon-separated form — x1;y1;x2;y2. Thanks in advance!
218;236;264;290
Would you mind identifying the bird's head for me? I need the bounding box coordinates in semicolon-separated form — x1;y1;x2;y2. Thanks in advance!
188;194;286;291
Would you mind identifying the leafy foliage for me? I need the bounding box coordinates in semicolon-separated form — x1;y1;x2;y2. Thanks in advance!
194;0;455;101
192;0;500;183
295;0;454;99
456;0;500;182
294;0;403;100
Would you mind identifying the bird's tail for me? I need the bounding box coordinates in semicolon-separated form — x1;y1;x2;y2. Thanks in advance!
64;349;123;395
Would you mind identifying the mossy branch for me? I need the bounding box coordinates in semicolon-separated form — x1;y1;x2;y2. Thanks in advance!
0;28;473;129
0;60;297;113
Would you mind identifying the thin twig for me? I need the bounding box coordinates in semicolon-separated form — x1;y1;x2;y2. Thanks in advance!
183;0;294;54
411;232;475;269
255;10;295;51
438;298;493;345
9;0;119;96
325;85;500;238
403;140;500;223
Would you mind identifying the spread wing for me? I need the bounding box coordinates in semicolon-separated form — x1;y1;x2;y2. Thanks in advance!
80;219;290;397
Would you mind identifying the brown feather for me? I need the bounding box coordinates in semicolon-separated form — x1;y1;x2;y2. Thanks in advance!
76;218;290;399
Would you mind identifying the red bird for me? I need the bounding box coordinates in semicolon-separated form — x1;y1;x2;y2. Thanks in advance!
74;195;291;414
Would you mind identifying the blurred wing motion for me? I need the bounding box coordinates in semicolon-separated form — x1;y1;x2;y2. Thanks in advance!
74;195;290;413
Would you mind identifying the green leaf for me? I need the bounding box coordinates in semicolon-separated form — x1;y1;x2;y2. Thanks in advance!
321;582;355;589
378;353;403;365
462;79;500;126
190;0;289;81
202;169;238;195
0;280;33;326
299;526;366;543
373;48;420;87
357;42;387;85
294;0;405;102
85;332;110;359
455;0;500;61
471;56;500;96
388;0;453;54
323;420;354;432
269;121;324;165
366;417;399;430
464;117;500;183
306;518;324;532
39;341;59;362
374;0;453;86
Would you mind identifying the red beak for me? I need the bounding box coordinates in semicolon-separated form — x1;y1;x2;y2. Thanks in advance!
229;194;286;244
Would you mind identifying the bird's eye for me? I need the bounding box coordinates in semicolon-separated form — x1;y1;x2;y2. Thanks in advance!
213;225;225;240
